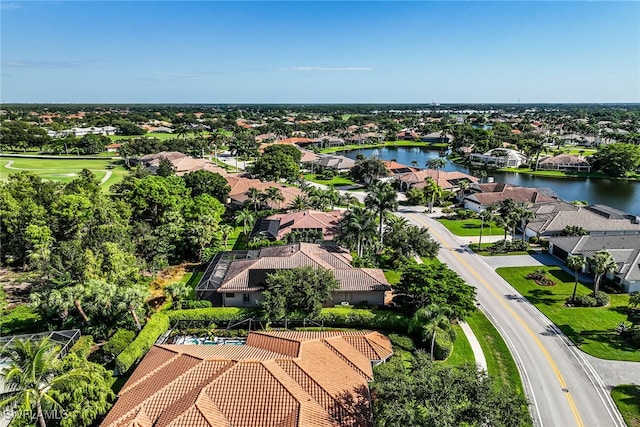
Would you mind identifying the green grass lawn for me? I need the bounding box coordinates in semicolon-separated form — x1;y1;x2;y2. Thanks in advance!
611;384;640;427
496;266;638;361
438;218;505;236
496;166;608;179
303;173;356;186
466;310;526;396
443;324;475;367
0;157;128;191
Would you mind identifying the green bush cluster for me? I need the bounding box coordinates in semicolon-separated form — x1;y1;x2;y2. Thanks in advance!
103;329;136;362
317;308;409;331
166;307;255;323
0;305;44;335
433;329;454;360
572;292;610;307
487;239;528;254
180;300;212;309
69;335;95;358
114;313;169;375
388;334;416;351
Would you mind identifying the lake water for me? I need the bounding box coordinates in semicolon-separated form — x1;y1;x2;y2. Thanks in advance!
334;146;640;215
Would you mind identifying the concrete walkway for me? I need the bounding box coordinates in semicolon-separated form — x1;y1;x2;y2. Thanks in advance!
460;322;488;372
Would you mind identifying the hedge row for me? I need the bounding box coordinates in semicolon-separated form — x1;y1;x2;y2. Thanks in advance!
166;307;256;323
317;308;410;331
69;335;94;358
114;313;169;375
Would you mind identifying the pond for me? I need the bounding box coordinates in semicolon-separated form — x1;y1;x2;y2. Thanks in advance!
334;146;640;215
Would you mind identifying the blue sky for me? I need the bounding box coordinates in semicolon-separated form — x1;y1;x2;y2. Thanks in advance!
1;1;639;103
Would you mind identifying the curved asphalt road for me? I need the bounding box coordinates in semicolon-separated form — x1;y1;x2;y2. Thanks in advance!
397;206;626;427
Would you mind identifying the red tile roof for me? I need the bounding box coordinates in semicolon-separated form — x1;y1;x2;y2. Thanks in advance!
101;331;392;427
265;210;343;240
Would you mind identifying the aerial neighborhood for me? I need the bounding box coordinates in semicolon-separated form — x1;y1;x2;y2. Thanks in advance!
1;103;640;427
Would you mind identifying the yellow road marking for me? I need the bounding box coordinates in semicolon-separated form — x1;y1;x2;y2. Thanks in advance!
410;213;585;427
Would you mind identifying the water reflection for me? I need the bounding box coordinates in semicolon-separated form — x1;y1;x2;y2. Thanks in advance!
335;147;640;215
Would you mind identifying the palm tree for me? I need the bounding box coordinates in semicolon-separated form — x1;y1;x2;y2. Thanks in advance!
340;193;358;208
408;304;455;360
364;181;398;243
0;338;86;427
478;209;494;248
234;208;255;235
336;207;378;257
220;224;234;249
325;185;341;210
588;250;617;297
567;255;586;303
423;177;442;213
457;179;470;203
518;208;535;242
245;187;263;212
289;195;310;212
116;284;149;331
264;186;285;210
426;157;446;170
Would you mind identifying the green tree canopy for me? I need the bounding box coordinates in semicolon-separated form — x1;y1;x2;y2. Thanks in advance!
589;143;640;177
260;266;340;319
182;170;231;202
350;157;389;184
393;263;476;319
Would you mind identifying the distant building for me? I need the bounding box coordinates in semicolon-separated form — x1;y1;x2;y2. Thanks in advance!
420;131;454;144
469;148;528;168
537;154;591;173
132;151;228;176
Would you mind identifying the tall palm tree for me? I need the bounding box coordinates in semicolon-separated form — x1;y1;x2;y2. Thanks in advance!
245;187;263;212
478;209;494;248
325;185;341;210
336;207;378;257
423;177;442;213
220;224;234;249
0;338;86;427
116;283;149;331
518;208;535;242
408;304;455;360
364;181;398;243
264;186;285;210
456;179;470;203
234;208;255;235
588;250;617;297
340;193;358;208
567;255;586;303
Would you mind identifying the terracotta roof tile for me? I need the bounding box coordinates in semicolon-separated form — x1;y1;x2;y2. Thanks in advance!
102;331;391;427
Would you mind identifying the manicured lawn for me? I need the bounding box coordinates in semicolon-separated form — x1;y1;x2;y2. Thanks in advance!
304;173;356;187
611;384;640;427
438;218;504;236
496;266;638;361
496;167;608;179
443;324;475;367
0;157;127;190
180;271;204;298
466;310;526;396
226;225;245;250
108;131;210;141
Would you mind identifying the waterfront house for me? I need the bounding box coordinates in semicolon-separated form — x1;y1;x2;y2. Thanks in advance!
420;131;454;144
469;148;528;168
195;242;391;307
537;154;591;173
463;182;558;212
395;169;478;192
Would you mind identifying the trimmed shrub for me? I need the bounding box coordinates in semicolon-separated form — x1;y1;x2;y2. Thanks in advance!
433;329;454;361
573;294;597;307
181;300;212;309
103;329;136;362
627;326;640;348
388;334;415;351
489;239;528;254
529;236;539;244
167;307;254;323
317;308;410;331
69;335;94;358
526;269;556;287
114;312;170;376
594;291;610;307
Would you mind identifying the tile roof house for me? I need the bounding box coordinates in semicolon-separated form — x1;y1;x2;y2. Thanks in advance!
463;183;558;212
548;235;640;293
525;202;640;238
225;175;305;210
537;154;591;172
250;210;343;241
420;131;454;144
101;330;393;427
133;152;229;177
314;155;356;172
396;169;478;191
380;160;416;175
195;243;390;308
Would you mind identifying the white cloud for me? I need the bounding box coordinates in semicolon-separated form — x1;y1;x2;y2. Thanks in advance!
1;60;83;69
280;66;373;72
